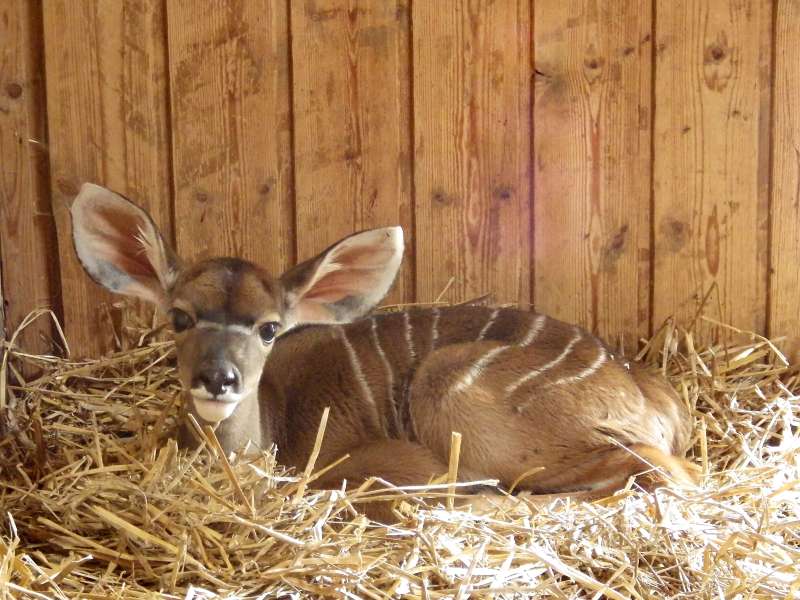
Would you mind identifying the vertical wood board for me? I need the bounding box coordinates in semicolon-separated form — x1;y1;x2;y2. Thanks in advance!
42;0;173;357
413;0;532;304
167;0;295;276
290;0;413;305
769;1;800;345
653;0;771;336
533;0;653;345
0;0;59;352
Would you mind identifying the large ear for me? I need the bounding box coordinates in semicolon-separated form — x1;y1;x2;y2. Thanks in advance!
280;227;404;328
70;183;180;308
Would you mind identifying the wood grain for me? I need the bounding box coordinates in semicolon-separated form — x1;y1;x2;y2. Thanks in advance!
290;0;413;305
653;0;771;336
533;0;653;346
42;0;173;357
412;0;531;305
6;0;800;359
0;0;59;353
0;247;4;340
769;1;800;343
167;0;294;276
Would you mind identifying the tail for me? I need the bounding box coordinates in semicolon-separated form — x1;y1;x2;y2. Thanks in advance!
585;443;701;498
628;363;694;455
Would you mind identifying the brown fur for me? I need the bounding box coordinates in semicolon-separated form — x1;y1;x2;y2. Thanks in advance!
70;186;699;522
236;306;698;497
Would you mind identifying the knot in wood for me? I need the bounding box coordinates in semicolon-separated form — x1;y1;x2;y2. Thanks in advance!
6;82;23;99
707;45;725;62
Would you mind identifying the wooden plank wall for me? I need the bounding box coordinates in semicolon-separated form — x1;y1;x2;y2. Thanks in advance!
41;0;173;355
1;0;799;358
770;0;800;347
0;0;58;354
534;0;652;344
291;0;413;305
653;0;772;337
414;0;531;306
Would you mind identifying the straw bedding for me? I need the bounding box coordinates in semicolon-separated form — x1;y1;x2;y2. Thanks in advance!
1;310;799;599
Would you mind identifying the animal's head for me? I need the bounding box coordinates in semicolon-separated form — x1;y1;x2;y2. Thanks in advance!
70;183;404;422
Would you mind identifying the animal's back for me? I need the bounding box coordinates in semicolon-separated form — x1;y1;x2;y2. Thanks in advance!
264;304;695;493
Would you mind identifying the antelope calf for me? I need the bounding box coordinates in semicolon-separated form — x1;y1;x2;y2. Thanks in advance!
71;184;697;511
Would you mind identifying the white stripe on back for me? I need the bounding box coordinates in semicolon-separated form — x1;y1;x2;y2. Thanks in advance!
519;314;546;346
451;345;509;393
476;308;500;341
370;317;394;390
430;307;440;352
549;344;607;386
404;311;416;361
369;316;401;434
450;313;545;395
506;328;582;395
339;326;376;410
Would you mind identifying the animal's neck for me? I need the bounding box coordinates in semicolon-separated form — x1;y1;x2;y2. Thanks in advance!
214;390;261;453
184;388;270;456
261;311;439;448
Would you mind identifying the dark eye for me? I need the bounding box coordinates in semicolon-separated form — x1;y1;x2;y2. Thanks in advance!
259;321;280;344
169;308;194;333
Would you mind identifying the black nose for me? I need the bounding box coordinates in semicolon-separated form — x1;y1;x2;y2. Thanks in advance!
192;364;241;396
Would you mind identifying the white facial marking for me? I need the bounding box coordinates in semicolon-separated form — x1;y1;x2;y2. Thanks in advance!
191;388;242;422
451;345;509;393
195;320;253;335
339;327;376;408
476;308;499;341
403;311;416;361
506;328;582;395
194;400;239;422
191;387;213;400
191;388;244;420
549;344;607;386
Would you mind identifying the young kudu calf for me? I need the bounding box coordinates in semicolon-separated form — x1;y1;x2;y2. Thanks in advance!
70;184;697;514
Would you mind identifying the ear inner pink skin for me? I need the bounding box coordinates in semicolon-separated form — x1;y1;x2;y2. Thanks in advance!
72;184;178;307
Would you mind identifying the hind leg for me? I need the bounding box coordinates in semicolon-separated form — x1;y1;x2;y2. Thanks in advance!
461;443;700;515
311;439;488;522
407;345;698;497
543;443;701;497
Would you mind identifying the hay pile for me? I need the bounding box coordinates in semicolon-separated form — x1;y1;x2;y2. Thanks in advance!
1;311;799;599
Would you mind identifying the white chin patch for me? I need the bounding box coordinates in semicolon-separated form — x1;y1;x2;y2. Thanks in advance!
192;396;240;422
